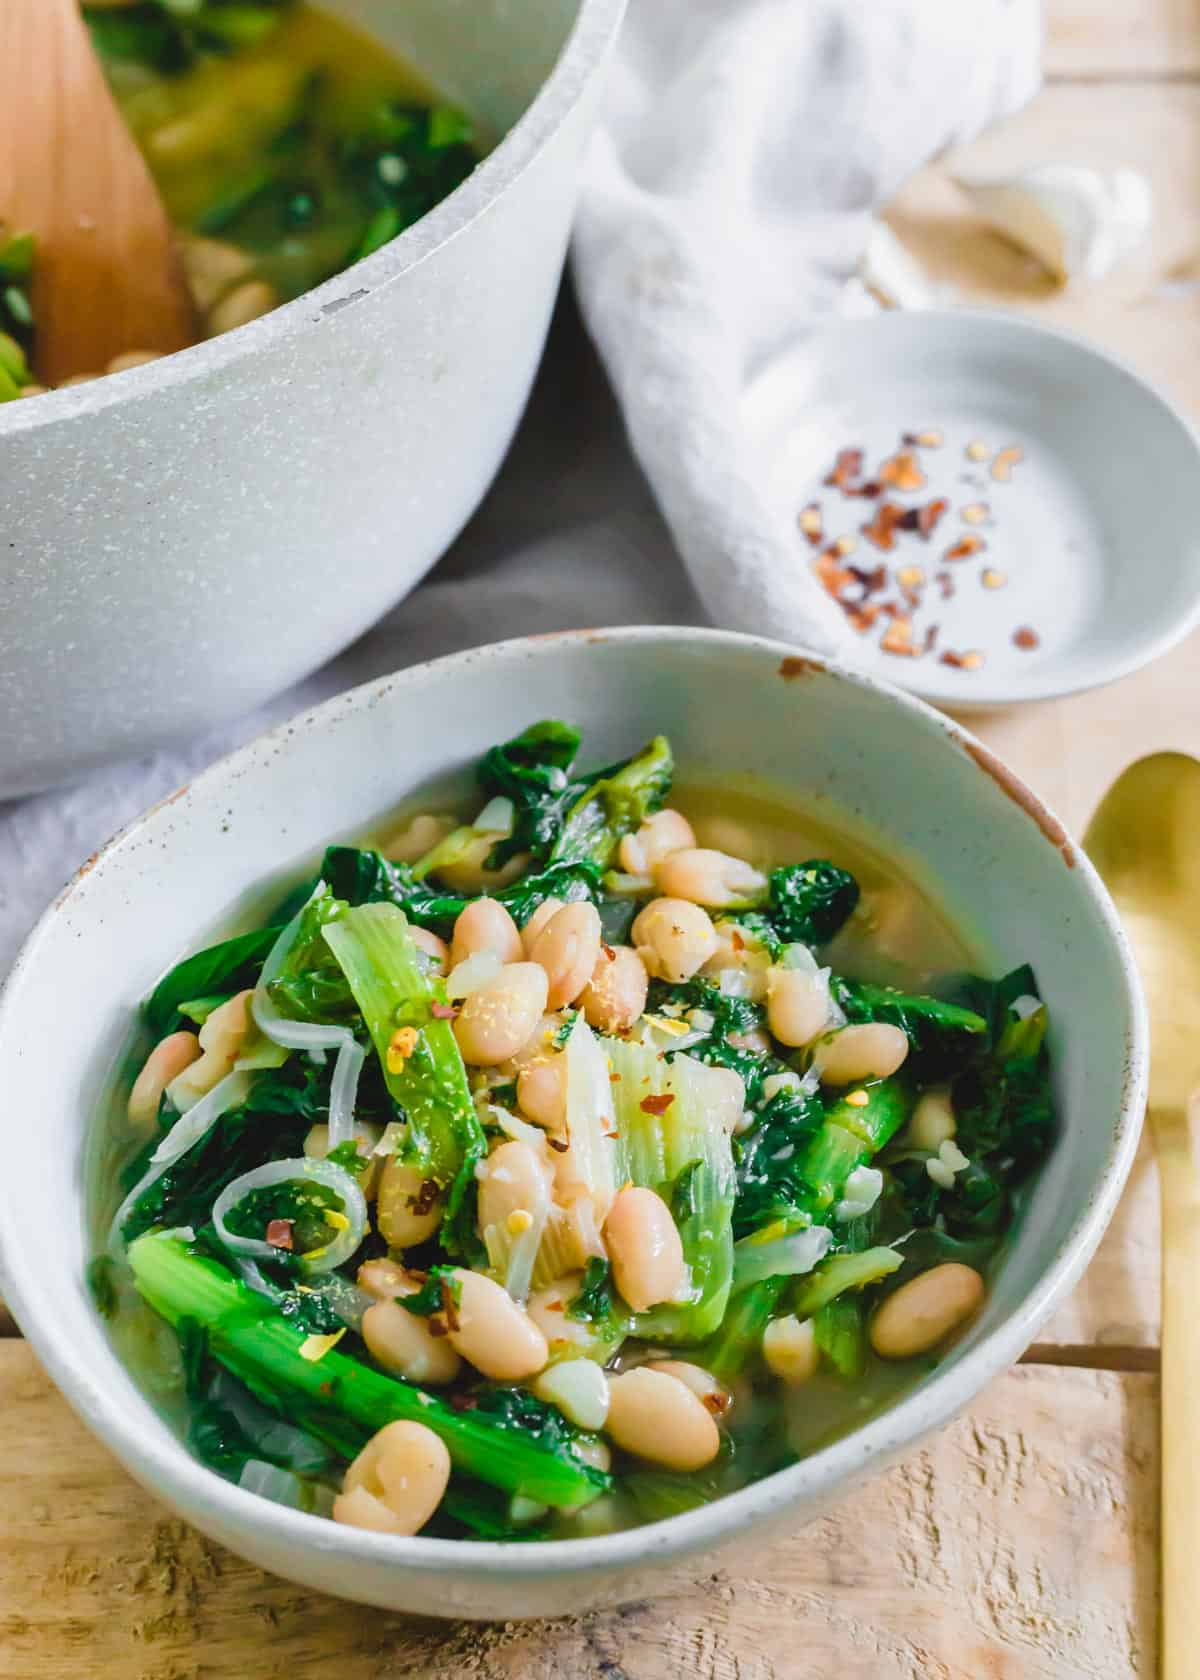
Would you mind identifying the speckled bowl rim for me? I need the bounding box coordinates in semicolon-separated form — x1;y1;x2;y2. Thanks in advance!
0;0;627;437
0;626;1149;1588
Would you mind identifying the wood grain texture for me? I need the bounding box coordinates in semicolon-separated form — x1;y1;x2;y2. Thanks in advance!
0;1344;1159;1680
1046;0;1200;77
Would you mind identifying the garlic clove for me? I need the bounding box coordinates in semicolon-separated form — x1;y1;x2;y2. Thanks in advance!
952;164;1152;285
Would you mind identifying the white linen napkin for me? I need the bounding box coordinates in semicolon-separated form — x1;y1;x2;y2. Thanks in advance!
572;0;1040;650
0;0;1039;972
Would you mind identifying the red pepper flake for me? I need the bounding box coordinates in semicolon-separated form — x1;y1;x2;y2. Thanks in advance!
702;1390;732;1416
609;1071;622;1083
961;502;991;525
430;1001;459;1020
897;497;949;539
640;1093;675;1116
1013;625;1040;650
880;615;918;656
903;428;944;449
408;1178;440;1217
944;534;985;563
923;622;940;653
798;502;824;546
940;648;986;670
546;1135;570;1153
847;562;888;596
428;1315;449;1339
862;501;905;552
450;1392;480;1411
440;1278;461;1334
981;568;1007;590
991;445;1024;483
965;440;990;462
878;449;926;491
812;548;856;601
831;533;859;556
824;447;864;493
935;570;955;600
266;1219;294;1251
844;602;882;633
600;943;617;963
730;928;745;952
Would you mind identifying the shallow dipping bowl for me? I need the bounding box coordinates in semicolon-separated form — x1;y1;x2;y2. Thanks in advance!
0;628;1147;1617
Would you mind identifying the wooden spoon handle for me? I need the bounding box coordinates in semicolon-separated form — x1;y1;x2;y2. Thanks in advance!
1153;1098;1200;1680
0;0;194;383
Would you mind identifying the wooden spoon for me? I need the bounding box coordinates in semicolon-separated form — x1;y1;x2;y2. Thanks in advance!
1085;752;1200;1680
0;0;195;384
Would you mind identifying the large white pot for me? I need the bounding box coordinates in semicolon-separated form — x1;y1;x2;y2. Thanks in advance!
0;628;1147;1620
0;0;625;796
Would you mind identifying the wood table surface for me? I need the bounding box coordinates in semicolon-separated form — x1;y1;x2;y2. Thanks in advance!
2;4;1194;1674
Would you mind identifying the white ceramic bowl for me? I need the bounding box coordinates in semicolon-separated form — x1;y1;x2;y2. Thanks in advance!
0;0;625;799
0;628;1147;1619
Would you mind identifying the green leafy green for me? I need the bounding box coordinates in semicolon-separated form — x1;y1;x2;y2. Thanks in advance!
396;1266;461;1318
221;1176;342;1255
475;720;584;868
144;925;281;1036
565;1257;615;1324
763;862;859;947
813;1294;866;1380
829;978;986;1080
790;1246;903;1319
551;735;673;872
732;1082;825;1237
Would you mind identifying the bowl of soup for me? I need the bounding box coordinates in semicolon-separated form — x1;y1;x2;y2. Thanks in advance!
0;0;625;797
0;627;1147;1617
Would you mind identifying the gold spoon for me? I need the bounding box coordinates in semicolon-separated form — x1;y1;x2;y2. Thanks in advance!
0;0;194;385
1085;752;1200;1680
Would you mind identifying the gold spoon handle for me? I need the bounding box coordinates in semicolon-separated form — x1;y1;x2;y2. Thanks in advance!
1153;1098;1200;1680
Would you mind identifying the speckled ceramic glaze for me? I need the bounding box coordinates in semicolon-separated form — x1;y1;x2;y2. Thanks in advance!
0;0;626;798
0;629;1147;1619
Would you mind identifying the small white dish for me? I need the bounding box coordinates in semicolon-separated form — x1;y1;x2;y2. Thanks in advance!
0;628;1147;1618
742;309;1200;709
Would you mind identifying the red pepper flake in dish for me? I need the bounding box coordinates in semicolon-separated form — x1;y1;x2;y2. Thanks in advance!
813;548;856;601
903;429;944;448
896;564;925;607
1013;625;1040;650
961;502;990;525
450;1392;480;1411
640;1092;675;1116
935;570;955;600
845;602;882;633
880;615;918;656
923;623;940;653
878;449;925;491
798;502;824;546
831;533;858;557
965;440;990;462
824;447;864;492
546;1135;570;1153
266;1219;294;1251
991;445;1024;482
981;568;1007;590
862;501;905;552
429;1001;459;1020
940;649;986;670
897;497;949;539
944;534;985;563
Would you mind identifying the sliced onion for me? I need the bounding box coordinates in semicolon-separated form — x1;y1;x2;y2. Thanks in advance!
109;1068;253;1253
732;1224;833;1291
252;898;363;1148
212;1156;368;1275
833;1165;884;1222
239;1459;334;1517
474;796;515;835
445;949;502;1000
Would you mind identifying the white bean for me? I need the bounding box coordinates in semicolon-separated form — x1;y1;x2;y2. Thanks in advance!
870;1264;985;1360
178;234;252;313
700;920;772;1001
631;897;718;983
766;966;831;1048
527;1274;594;1358
604;1368;720;1470
516;1051;567;1128
167;989;253;1108
532;1358;611;1430
521;897;564;958
908;1087;957;1151
618;809;696;876
333;1421;450;1536
361;1299;462;1385
446;1269;549;1381
409;925;449;976
128;1031;201;1131
382;812;455;864
812;1022;909;1086
654;848;767;910
453;963;549;1066
376;1158;442;1248
603;1186;686;1312
762;1315;819;1386
204;279;278;338
579;944;649;1035
451;898;522;969
434;834;529;895
529;902;603;1010
477;1139;553;1235
646;1360;730;1418
106;349;164;375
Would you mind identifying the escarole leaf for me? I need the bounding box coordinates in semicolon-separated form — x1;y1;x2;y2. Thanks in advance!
551;735;674;872
476;719;584;868
829;977;986;1080
128;1234;608;1510
766;862;859;947
145;926;282;1035
321;903;483;1246
605;1037;738;1341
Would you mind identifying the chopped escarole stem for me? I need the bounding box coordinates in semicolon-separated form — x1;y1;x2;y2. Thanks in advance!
605;1037;738;1341
322;902;484;1229
551;735;674;871
128;1235;608;1510
792;1077;911;1220
791;1247;903;1320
